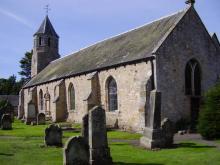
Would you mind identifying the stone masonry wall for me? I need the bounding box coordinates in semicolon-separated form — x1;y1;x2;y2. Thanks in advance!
155;7;220;123
23;61;151;132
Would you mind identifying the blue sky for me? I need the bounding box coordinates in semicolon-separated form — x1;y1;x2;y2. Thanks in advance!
0;0;219;79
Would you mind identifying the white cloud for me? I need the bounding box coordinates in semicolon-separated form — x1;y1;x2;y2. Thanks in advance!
0;7;33;29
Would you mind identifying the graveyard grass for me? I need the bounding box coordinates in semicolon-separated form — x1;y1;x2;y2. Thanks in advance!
0;120;220;165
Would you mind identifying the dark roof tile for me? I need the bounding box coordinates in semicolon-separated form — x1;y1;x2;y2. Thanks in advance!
34;15;59;38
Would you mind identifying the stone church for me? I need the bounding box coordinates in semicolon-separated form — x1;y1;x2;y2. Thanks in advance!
18;3;220;132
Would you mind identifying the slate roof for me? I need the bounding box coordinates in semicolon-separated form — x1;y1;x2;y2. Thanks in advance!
25;7;189;88
0;95;19;107
34;15;59;38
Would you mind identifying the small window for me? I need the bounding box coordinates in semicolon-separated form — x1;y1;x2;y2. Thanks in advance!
48;38;51;47
68;83;75;110
39;37;42;46
39;90;44;110
107;77;118;111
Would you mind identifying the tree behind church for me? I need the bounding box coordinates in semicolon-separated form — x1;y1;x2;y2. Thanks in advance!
0;75;21;95
18;51;32;83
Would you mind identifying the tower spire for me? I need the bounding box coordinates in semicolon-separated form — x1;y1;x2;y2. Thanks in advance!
185;0;195;6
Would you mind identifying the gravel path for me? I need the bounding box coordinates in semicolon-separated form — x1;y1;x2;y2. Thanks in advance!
174;133;220;149
110;134;220;150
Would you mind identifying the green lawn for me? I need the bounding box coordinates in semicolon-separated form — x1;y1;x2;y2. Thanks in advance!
0;120;220;165
0;120;141;140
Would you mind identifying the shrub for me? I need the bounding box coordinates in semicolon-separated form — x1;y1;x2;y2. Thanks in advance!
198;82;220;140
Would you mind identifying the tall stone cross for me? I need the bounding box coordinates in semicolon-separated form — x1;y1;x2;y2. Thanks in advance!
44;4;51;15
185;0;195;6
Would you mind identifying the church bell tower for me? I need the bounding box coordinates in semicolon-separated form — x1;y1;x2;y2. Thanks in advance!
31;15;60;78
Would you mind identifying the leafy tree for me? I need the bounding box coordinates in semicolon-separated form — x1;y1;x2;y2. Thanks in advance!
198;82;220;139
18;50;32;82
0;75;22;95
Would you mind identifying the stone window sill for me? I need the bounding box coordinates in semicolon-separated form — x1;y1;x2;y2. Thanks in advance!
107;110;120;114
68;110;77;113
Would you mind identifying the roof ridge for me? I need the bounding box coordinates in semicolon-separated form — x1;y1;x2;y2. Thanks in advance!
26;6;190;88
152;6;191;54
52;7;188;63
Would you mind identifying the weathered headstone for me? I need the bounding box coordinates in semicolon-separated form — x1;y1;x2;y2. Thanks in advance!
140;90;163;149
26;103;36;124
161;118;174;147
45;124;62;147
37;113;46;125
89;106;112;165
63;136;89;165
1;114;12;130
82;114;89;144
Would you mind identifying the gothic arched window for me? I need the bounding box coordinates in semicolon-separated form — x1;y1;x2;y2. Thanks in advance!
39;37;42;46
185;59;201;96
39;89;44;110
107;77;118;111
48;37;51;47
68;83;75;110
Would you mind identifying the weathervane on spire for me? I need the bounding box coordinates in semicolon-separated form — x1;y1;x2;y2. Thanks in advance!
185;0;195;6
44;4;51;15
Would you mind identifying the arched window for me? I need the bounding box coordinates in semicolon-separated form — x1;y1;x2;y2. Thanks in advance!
48;37;51;47
68;83;75;110
185;59;201;96
39;37;42;46
107;77;118;111
39;90;43;110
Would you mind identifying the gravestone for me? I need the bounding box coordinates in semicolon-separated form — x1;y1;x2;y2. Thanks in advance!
82;114;89;144
89;106;112;165
1;114;12;130
140;90;163;149
37;113;46;125
45;124;62;147
63;136;89;165
26;103;36;124
161;118;174;147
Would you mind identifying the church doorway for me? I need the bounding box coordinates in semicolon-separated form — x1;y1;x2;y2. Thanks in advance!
190;97;200;131
185;59;201;131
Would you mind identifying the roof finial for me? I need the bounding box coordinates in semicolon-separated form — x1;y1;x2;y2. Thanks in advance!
44;4;51;15
185;0;195;6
